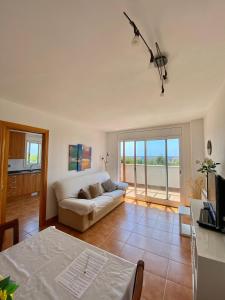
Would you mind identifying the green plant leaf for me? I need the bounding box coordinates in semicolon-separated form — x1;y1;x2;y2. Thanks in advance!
0;276;10;289
5;282;19;294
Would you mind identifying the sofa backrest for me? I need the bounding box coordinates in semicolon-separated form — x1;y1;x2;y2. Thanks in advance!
53;171;110;202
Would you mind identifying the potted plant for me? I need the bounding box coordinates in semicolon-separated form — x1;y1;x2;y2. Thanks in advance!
0;275;19;300
196;158;220;195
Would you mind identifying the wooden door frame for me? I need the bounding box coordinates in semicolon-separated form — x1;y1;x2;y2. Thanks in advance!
0;120;49;228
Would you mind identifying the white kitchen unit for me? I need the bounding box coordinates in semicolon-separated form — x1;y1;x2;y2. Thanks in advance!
190;199;225;300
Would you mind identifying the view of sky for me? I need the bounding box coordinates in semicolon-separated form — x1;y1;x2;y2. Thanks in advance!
27;142;41;164
30;143;39;156
120;139;179;157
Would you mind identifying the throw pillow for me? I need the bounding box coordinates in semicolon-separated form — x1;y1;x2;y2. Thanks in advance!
102;179;117;192
77;188;91;199
89;183;102;198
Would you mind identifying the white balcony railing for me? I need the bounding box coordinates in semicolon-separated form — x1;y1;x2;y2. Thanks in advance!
121;164;180;189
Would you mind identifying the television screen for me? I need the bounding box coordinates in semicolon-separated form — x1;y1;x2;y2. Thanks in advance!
207;173;225;230
215;174;225;230
207;173;216;210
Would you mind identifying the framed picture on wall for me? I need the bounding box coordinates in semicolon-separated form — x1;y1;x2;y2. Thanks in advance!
77;144;92;171
68;144;92;171
68;145;78;171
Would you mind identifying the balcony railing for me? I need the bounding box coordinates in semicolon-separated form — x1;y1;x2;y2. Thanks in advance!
121;164;180;202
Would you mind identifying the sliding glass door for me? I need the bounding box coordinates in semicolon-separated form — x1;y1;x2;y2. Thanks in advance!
136;141;146;200
147;140;167;200
124;141;135;198
120;138;181;205
167;138;180;202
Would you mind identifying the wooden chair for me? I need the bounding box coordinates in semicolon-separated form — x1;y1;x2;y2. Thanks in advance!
132;260;144;300
0;219;19;251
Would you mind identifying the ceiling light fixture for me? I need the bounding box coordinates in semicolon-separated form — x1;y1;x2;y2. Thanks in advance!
123;12;168;95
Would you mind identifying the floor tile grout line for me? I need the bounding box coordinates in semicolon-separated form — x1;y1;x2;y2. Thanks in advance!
125;233;191;252
129;229;191;250
164;279;193;296
124;240;191;266
162;256;172;300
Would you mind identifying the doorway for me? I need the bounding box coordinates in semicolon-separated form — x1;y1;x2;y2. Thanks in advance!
0;121;49;230
120;138;181;206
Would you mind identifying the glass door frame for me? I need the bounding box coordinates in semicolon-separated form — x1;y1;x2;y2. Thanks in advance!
120;136;182;207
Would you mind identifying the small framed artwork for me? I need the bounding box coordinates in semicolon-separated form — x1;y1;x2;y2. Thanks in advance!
68;144;92;171
68;145;78;171
77;144;92;171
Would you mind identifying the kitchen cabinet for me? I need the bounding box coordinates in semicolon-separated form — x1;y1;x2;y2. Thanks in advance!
7;175;19;198
8;131;25;159
22;173;41;194
31;173;41;193
7;172;41;199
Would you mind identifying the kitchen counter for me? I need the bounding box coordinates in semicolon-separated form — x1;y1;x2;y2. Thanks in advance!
8;169;41;175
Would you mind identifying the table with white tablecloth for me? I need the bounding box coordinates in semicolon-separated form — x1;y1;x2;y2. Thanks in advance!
0;227;136;300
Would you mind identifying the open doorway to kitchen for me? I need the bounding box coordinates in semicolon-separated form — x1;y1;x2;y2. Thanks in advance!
7;130;43;239
0;121;49;244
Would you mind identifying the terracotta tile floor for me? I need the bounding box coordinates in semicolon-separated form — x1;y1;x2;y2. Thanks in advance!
3;195;40;249
2;198;192;300
126;186;181;202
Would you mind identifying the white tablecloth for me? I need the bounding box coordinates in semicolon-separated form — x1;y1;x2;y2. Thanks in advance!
0;227;136;300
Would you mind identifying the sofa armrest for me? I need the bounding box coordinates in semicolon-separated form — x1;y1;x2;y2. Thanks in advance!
114;181;128;191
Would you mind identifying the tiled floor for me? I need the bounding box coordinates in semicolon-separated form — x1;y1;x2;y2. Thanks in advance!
3;197;192;300
4;195;40;247
126;186;181;202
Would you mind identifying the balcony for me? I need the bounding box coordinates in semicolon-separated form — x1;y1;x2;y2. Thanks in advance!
121;164;180;202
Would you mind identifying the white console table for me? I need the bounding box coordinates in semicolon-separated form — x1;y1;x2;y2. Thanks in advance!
190;199;225;300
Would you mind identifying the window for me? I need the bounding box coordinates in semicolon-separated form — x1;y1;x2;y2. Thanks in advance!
26;141;41;166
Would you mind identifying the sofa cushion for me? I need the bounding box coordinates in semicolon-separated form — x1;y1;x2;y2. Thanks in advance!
59;198;96;216
77;188;91;199
102;179;117;192
59;194;119;216
103;189;125;199
89;183;102;198
93;196;116;214
53;171;110;202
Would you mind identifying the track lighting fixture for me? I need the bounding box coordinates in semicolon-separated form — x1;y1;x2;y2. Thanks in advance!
123;12;168;95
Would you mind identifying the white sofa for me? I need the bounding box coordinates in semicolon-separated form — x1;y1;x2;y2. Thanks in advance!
53;171;128;232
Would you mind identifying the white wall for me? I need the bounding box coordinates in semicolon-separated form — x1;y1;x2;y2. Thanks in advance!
0;98;106;219
204;90;225;177
190;119;205;179
106;122;204;204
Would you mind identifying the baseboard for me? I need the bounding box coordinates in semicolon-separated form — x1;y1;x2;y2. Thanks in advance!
46;215;58;226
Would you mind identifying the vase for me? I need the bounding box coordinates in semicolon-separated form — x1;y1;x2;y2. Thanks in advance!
206;172;209;199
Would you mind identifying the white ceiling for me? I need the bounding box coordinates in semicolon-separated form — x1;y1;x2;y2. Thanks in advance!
0;0;225;131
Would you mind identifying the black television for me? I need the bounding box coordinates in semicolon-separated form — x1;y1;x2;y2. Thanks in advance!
208;173;225;231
